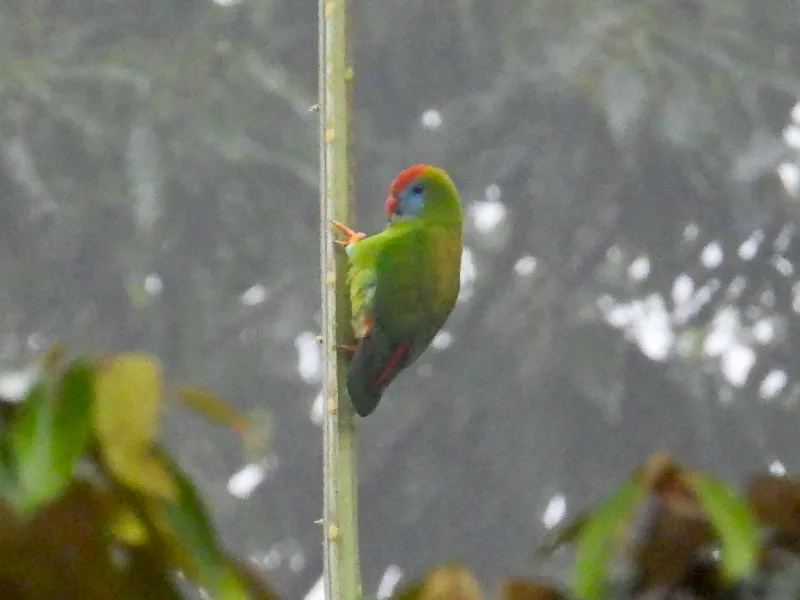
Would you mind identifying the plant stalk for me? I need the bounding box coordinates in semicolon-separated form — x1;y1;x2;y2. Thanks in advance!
318;0;360;597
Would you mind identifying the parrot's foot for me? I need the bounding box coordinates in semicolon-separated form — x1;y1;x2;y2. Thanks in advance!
318;336;354;354
330;220;366;248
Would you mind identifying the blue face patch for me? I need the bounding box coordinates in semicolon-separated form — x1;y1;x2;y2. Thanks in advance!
397;181;425;217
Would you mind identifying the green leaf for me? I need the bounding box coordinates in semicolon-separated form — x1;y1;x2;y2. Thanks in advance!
0;416;17;503
572;479;645;600
93;353;176;500
157;452;251;600
539;512;590;557
11;381;59;511
224;557;281;600
688;473;759;582
139;452;250;600
161;455;221;577
10;360;95;512
53;359;95;474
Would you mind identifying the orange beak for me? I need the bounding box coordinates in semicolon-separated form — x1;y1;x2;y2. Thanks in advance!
384;195;399;217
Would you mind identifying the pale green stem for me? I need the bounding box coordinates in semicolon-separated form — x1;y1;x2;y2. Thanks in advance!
318;0;361;598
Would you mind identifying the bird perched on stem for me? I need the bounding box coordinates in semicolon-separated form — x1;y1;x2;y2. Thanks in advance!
331;164;463;417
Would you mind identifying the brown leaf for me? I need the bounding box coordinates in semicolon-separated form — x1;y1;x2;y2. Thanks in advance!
746;473;800;551
649;458;698;518
497;579;568;600
0;482;124;599
541;451;675;558
422;565;482;600
682;560;723;600
634;501;713;594
393;564;482;600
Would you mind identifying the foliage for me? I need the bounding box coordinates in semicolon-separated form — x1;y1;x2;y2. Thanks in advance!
5;358;800;600
393;454;800;600
0;350;275;600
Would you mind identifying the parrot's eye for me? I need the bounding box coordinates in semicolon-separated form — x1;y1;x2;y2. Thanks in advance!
411;183;425;194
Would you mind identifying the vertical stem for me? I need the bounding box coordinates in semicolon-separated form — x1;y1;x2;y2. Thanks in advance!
318;0;360;598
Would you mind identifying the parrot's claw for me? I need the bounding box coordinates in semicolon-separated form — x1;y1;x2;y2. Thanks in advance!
330;220;366;247
317;336;353;353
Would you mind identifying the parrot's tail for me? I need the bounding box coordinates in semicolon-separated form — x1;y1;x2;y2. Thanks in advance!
346;332;411;417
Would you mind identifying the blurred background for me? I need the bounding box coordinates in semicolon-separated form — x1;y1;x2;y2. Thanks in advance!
2;0;800;597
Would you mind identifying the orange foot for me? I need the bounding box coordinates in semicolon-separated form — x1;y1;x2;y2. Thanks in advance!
337;344;357;354
330;220;366;248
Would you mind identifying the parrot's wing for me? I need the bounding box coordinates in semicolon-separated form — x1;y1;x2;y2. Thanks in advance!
347;225;428;339
344;226;426;415
346;237;380;339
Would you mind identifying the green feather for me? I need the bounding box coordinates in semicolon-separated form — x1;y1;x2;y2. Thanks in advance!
344;165;462;416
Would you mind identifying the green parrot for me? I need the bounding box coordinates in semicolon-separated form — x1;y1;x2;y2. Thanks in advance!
331;164;463;417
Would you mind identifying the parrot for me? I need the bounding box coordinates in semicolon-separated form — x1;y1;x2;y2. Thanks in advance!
331;164;463;417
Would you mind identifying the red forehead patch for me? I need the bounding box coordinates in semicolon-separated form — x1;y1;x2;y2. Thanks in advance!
389;164;429;196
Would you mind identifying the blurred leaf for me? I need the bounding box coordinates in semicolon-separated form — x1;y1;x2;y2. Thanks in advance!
53;359;95;472
124;544;187;600
746;474;800;534
10;362;93;513
0;482;123;598
41;343;66;370
688;473;759;582
93;353;176;500
0;416;16;504
633;453;721;592
392;580;426;600
225;557;282;600
174;386;251;433
111;503;150;546
634;502;712;593
498;579;568;600
10;382;54;511
393;564;482;600
545;453;674;559
174;387;272;460
155;451;252;600
540;508;592;557
241;406;274;461
572;477;645;600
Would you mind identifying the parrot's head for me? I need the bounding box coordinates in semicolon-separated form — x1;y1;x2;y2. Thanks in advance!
385;164;462;229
